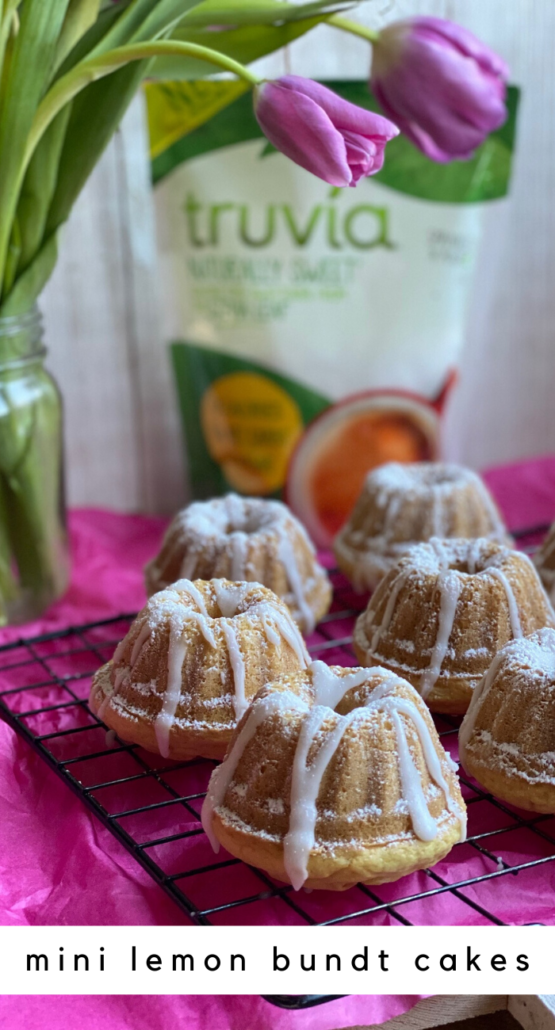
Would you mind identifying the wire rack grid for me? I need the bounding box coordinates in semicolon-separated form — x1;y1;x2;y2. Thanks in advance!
1;526;555;937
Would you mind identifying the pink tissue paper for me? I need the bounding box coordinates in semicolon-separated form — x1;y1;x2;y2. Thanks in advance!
1;456;555;1027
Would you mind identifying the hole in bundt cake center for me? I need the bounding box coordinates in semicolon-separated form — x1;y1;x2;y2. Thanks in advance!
445;550;500;576
334;686;375;716
224;512;268;535
446;558;475;574
425;467;459;486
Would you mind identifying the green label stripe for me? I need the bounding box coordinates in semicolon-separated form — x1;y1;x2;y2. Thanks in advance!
171;340;330;500
150;80;519;203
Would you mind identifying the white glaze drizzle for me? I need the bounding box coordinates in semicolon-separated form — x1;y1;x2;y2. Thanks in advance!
341;466;507;589
203;662;466;889
220;495;250;581
311;660;369;708
269;608;310;666
225;492;246;529
220;621;247;719
370;569;408;652
390;708;438;840
486;567;522;638
459;627;555;759
155;617;189;758
180;579;210;616
366;540;530;702
284;703;360;890
262;616;281;647
179;550;201;581
229;532;248;581
277;528;315;634
130;621;154;668
213;579;249;617
157;581;217;648
182;608;218;648
380;490;403;541
420;570;462;699
153;493;326;632
106;579;310;753
201;691;309;850
283;668;465;888
458;649;506;758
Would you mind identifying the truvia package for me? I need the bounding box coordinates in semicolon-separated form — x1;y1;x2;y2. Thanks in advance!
146;76;518;545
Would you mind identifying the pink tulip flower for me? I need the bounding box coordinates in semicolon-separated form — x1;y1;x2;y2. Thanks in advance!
254;75;399;187
370;17;509;163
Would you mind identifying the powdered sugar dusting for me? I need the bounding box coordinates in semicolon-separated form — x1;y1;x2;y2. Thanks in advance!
145;493;330;633
204;664;465;890
335;462;508;591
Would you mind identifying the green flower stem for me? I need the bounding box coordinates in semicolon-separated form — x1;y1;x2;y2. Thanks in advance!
24;39;260;174
328;14;380;43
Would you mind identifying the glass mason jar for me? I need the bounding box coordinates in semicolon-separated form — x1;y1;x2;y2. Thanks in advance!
0;306;69;624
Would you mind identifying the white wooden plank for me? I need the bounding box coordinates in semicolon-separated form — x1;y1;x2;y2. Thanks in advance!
509;997;555;1030
344;994;507;1030
114;96;186;514
41;120;144;511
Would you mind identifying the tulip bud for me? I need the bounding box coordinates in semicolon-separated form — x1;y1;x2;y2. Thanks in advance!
371;17;509;163
254;75;399;187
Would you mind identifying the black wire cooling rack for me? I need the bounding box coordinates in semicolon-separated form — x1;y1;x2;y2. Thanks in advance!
1;528;555;950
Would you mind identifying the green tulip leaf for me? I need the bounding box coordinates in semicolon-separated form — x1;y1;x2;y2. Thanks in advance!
148;16;326;80
16;107;72;274
181;0;353;28
53;0;102;72
0;0;72;298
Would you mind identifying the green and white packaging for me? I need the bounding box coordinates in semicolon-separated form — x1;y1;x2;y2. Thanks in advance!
147;80;518;545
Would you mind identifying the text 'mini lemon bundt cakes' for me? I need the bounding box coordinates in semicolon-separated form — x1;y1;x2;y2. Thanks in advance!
202;662;466;891
145;494;331;634
90;579;309;761
354;538;555;716
534;521;555;602
460;628;555;813
334;461;509;591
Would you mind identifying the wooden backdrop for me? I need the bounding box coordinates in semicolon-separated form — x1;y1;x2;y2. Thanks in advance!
41;0;555;514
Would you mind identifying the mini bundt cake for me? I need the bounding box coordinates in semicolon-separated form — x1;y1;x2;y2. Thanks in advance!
334;461;508;591
460;628;555;812
89;579;309;760
145;494;331;634
202;661;466;890
354;538;555;716
534;521;555;602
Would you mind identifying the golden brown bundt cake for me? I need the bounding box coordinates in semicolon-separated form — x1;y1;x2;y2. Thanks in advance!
534;522;555;602
89;579;309;761
334;461;509;591
202;661;466;891
145;494;331;634
354;538;555;716
460;628;555;812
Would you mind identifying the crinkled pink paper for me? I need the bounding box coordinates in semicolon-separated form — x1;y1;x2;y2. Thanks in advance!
1;458;555;1025
0;993;431;1029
